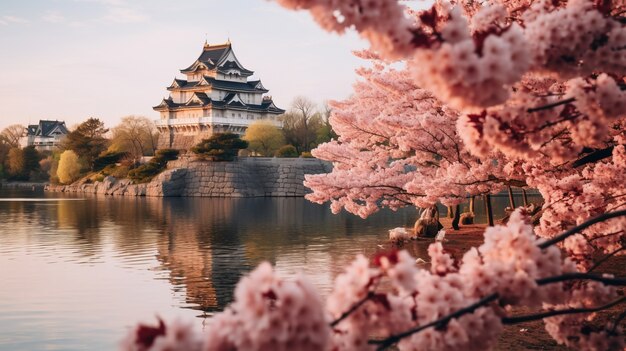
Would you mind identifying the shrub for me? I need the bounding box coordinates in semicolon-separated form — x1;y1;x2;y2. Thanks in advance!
155;148;179;161
127;149;178;183
93;151;130;171
191;133;248;161
300;152;314;158
128;162;162;183
275;145;298;158
57;150;81;184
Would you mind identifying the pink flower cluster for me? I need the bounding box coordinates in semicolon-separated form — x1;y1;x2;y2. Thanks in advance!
122;211;624;351
273;0;415;59
409;5;530;109
524;0;626;78
304;62;519;217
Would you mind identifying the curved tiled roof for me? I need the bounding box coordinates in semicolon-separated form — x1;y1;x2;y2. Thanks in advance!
167;76;268;93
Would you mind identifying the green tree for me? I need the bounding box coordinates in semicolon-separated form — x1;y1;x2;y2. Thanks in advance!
192;133;248;161
243;121;285;156
57;150;81;184
316;103;337;144
22;146;41;175
280;97;327;153
7;148;25;180
109;116;159;161
275;145;298;158
62;118;109;170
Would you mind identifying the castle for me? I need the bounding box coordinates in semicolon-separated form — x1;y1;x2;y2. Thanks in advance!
154;41;285;149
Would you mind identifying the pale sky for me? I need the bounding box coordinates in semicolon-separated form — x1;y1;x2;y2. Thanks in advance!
0;0;367;130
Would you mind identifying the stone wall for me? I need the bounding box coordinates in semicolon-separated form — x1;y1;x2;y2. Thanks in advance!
46;157;332;198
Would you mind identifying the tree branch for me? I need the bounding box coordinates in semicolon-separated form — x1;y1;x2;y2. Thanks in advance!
368;293;499;350
526;97;576;113
330;292;374;327
536;273;626;286
572;145;616;168
502;297;626;324
538;210;626;249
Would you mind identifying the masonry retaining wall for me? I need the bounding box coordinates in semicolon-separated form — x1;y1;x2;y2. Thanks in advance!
46;157;332;198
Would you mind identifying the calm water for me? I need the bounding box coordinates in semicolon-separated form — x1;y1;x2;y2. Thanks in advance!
0;188;536;350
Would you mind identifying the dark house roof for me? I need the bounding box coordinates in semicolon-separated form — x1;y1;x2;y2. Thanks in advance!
26;120;68;137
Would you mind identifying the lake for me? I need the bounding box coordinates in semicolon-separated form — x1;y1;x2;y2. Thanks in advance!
0;188;535;350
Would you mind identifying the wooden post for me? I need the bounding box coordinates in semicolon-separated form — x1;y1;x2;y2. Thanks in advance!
507;186;516;209
484;194;494;226
452;204;461;230
522;189;529;207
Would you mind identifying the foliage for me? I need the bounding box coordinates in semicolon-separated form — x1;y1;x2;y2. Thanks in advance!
0;124;25;147
5;146;41;180
191;133;248;161
93;151;130;171
109;116;159;160
274;145;298;158
57;150;81;184
243;121;285;156
154;148;179;162
127;149;179;183
301;151;313;158
280;97;330;153
127;162;162;183
61;118;109;170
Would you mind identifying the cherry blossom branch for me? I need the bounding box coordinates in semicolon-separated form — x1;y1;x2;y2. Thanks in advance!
572;145;616;168
330;292;374;327
538;210;626;249
368;293;499;350
501;297;626;324
526;97;576;113
536;273;626;286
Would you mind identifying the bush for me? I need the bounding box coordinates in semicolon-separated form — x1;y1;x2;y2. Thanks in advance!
128;162;162;183
127;149;178;183
57;150;81;184
300;152;314;158
155;148;179;161
275;145;298;158
93;151;130;171
191;133;248;161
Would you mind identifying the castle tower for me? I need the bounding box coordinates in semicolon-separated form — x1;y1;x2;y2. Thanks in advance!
154;41;285;149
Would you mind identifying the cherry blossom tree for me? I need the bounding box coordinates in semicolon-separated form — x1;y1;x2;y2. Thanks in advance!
304;58;525;219
121;1;626;350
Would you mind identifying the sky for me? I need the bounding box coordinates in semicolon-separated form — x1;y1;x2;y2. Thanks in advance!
0;0;368;130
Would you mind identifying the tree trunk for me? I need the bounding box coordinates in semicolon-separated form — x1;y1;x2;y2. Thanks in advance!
522;189;529;207
484;194;494;226
507;186;516;209
446;205;454;218
469;196;475;213
452;204;461;230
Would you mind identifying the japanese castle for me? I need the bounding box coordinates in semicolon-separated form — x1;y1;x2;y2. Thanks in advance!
154;41;285;149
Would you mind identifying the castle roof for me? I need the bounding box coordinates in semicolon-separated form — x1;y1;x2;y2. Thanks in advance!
154;93;285;114
167;76;268;93
180;42;253;76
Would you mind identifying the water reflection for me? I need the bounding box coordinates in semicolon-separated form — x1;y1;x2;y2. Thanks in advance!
0;189;540;350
